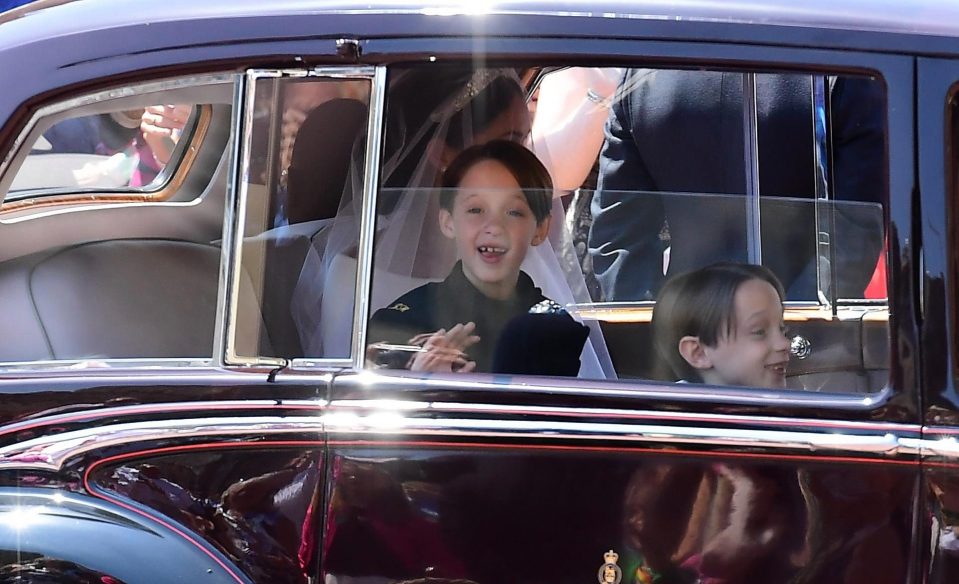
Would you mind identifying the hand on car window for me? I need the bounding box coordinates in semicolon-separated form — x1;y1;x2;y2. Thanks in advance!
140;104;191;165
409;322;480;373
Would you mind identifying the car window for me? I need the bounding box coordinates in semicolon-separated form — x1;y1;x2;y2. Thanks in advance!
0;77;229;209
362;64;890;394
0;74;236;366
8;105;202;197
229;71;374;363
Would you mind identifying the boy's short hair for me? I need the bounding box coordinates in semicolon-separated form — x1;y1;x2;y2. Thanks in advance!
651;263;786;382
440;140;552;223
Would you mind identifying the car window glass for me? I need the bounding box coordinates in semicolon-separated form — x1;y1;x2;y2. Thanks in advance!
0;76;235;365
231;74;372;362
8;105;201;197
364;64;890;395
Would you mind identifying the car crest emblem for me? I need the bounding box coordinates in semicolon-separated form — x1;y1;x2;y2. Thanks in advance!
597;549;622;584
388;303;411;312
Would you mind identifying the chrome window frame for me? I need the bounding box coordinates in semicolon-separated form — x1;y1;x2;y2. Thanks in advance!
223;66;382;369
333;59;898;404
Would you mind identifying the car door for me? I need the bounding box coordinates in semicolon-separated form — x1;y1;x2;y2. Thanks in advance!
312;32;923;584
0;65;379;582
916;56;959;583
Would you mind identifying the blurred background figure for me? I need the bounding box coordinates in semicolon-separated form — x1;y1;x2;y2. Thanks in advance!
28;105;192;190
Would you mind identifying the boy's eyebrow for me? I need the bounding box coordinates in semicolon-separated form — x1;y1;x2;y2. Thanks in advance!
458;189;526;200
744;309;770;322
457;191;483;203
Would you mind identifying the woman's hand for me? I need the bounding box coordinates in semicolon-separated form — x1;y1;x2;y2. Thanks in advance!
409;322;480;372
140;104;191;165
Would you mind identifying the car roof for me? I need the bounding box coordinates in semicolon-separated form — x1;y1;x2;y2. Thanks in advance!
3;0;959;40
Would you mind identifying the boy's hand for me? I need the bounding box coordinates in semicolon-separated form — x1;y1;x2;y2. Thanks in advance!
409;322;480;373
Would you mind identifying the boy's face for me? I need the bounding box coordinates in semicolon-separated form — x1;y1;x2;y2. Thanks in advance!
439;158;549;300
698;278;790;388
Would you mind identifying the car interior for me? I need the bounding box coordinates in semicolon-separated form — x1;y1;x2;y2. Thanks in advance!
0;66;890;394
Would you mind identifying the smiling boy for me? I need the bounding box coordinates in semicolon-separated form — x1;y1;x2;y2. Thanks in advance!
367;140;584;373
651;262;791;388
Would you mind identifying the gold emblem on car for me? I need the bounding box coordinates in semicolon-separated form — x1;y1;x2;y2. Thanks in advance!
597;549;622;584
388;303;411;312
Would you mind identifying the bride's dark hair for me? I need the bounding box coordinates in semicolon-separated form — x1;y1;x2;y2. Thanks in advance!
382;67;526;188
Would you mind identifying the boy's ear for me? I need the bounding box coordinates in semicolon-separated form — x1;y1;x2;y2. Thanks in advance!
678;335;713;371
438;208;456;240
530;215;551;246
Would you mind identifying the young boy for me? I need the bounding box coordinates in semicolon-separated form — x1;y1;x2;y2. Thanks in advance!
651;262;791;387
367;140;586;374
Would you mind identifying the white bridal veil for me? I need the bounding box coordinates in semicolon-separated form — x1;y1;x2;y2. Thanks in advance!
292;66;615;379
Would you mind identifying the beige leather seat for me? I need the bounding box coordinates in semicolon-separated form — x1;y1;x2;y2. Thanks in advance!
0;238;269;362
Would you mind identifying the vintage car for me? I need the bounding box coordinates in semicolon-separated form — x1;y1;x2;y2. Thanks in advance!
0;0;956;582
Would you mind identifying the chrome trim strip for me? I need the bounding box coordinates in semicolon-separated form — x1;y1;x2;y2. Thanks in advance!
224;66;376;368
0;358;218;374
811;75;831;201
0;414;920;473
0;394;910;441
352;65;387;369
0;366;286;382
289;358;353;369
310;66;378;78
812;75;839;310
224;69;284;367
810;75;836;307
327;399;920;433
897;437;922;457
742;72;762;265
0;73;235;202
0;416;326;472
0;399;328;440
913;436;959;458
565;299;847;315
324;414;910;455
339;370;894;410
0;199;211;225
214;74;248;368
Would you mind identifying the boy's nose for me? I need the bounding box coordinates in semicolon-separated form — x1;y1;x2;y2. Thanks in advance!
482;218;505;234
774;330;791;352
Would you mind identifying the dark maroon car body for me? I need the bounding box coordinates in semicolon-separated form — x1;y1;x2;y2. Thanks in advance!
0;1;957;583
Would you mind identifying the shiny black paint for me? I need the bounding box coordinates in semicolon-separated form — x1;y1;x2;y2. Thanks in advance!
0;371;322;444
89;448;323;584
925;465;959;583
917;57;959;584
918;58;958;421
0;489;244;583
0;2;948;584
322;448;917;584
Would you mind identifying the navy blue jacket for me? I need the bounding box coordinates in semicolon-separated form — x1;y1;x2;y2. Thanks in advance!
589;70;885;301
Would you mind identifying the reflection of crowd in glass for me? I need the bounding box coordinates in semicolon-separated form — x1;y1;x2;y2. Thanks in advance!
38;104;190;188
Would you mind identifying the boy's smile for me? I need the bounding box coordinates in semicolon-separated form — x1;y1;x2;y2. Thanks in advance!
700;278;790;388
439;158;549;300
